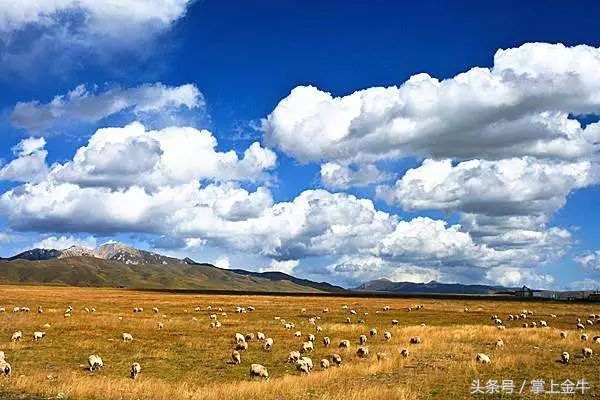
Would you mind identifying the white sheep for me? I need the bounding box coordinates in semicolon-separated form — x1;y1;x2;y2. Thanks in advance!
293;331;302;337
369;328;377;337
12;307;20;313
383;305;390;311
400;348;409;358
257;332;266;341
496;339;504;348
210;321;222;329
152;307;159;314
338;339;350;348
231;350;241;364
235;333;245;343
301;341;314;353
410;336;422;344
593;336;600;344
323;337;331;347
582;347;593;358
560;331;567;339
540;320;548;327
300;356;313;370
384;331;392;340
0;307;5;313
263;337;274;351
581;334;588;341
308;334;316;342
37;306;43;314
359;334;367;345
391;319;399;326
586;319;594;326
576;323;585;330
236;341;248;351
88;355;103;371
561;351;570;364
356;346;369;358
476;353;491;364
332;353;342;366
320;358;330;369
316;325;323;333
158;322;164;330
350;309;357;315
11;331;22;342
209;314;218;320
296;359;311;374
33;331;46;341
288;350;301;363
245;333;255;342
130;362;141;379
122;332;133;342
249;364;269;379
0;360;11;376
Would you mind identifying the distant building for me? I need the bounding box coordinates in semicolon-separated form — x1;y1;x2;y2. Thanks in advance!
515;285;533;297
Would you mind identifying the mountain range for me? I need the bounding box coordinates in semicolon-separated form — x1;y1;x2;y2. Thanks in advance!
1;243;517;294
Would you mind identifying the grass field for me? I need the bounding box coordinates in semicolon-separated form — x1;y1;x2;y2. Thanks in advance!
0;285;598;399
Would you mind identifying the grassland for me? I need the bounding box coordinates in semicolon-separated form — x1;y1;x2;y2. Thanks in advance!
0;285;598;400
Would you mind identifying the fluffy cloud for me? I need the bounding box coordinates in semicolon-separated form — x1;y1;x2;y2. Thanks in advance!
33;235;97;250
574;250;600;271
11;83;202;133
260;259;300;275
485;266;555;289
263;43;600;164
320;162;392;189
0;137;48;182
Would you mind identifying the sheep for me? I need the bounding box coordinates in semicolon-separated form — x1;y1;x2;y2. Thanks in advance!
64;313;71;319
587;319;594;326
383;305;390;311
356;346;369;358
300;356;313;370
342;305;348;310
359;334;368;345
400;348;409;358
33;331;46;341
391;319;399;326
152;307;159;314
530;321;537;328
0;360;11;376
158;322;164;330
288;351;301;363
540;320;548;327
209;314;218;320
476;353;491;364
88;355;103;371
12;307;20;313
350;309;357;315
582;347;593;358
296;359;311;374
194;307;201;313
235;333;245;343
249;364;269;379
122;332;133;342
410;336;422;345
495;339;504;348
560;331;567;339
236;341;248;351
130;362;141;379
308;334;316;342
231;350;241;364
284;323;294;330
210;321;222;329
257;332;266;341
338;340;350;348
581;334;588;341
323;337;331;347
561;352;570;364
593;336;600;344
494;318;503;326
522;323;528;328
84;307;90;313
293;331;302;338
369;328;377;337
301;341;314;353
320;358;330;369
0;307;4;313
91;307;96;313
345;317;351;324
21;307;30;313
550;314;557;318
263;338;274;351
322;308;329;313
245;333;255;342
37;306;43;314
11;331;22;342
301;308;307;314
576;323;585;330
316;326;323;333
330;354;342;366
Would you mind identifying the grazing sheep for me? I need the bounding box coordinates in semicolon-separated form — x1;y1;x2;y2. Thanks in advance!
257;332;266;341
561;352;570;364
593;336;600;344
130;362;141;379
383;305;390;311
236;341;248;351
64;313;71;318
339;340;350;348
284;323;294;330
11;331;22;342
296;359;311;374
494;318;503;326
345;317;351;324
400;348;409;358
323;337;331;347
356;346;369;358
350;309;357;315
12;307;19;313
307;334;315;343
245;333;255;342
320;358;330;369
209;314;218;320
301;341;314;353
33;331;46;341
560;331;567;339
122;333;133;342
0;307;4;313
231;350;241;364
194;307;201;313
288;350;301;363
332;354;342;366
359;334;367;345
342;305;348;310
322;308;329;313
496;339;504;348
582;347;593;358
158;322;164;330
37;306;43;314
249;364;269;379
316;326;323;333
540;320;548;327
369;328;377;337
522;323;528;328
301;308;307;314
91;307;96;313
581;334;588;341
293;331;302;338
550;314;557;318
235;333;245;343
21;307;30;313
476;353;491;364
152;307;159;314
410;336;422;345
263;338;274;351
530;321;537;328
384;331;392;340
391;319;399;326
300;357;313;370
0;360;11;376
84;307;90;313
576;323;585;330
88;355;103;371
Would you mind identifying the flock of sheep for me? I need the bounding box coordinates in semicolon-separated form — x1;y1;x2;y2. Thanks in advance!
1;302;599;383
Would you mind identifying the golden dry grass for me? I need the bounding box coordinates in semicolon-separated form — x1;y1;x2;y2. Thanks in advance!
0;285;598;399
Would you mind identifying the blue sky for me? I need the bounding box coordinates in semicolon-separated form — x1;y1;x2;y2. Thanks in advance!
0;1;599;289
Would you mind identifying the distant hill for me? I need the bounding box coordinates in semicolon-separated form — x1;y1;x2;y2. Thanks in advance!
356;278;508;294
0;243;342;293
